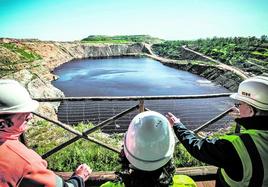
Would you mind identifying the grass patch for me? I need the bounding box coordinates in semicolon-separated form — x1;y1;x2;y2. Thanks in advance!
25;120;122;171
0;42;42;77
251;51;268;57
81;40;132;44
248;58;268;67
174;60;217;66
174;143;205;167
81;35;163;44
25;120;237;172
0;43;41;62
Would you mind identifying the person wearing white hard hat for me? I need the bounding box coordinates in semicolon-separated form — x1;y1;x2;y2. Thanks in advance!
100;111;197;187
166;75;268;187
0;79;92;187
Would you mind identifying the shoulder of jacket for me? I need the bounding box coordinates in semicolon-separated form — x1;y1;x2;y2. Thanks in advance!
4;140;43;165
219;134;241;142
172;174;197;186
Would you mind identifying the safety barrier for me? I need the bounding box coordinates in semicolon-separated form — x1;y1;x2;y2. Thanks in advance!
33;93;232;158
29;93;235;184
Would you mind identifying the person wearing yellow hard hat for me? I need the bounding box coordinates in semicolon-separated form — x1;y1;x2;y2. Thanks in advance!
101;111;197;187
167;75;268;187
0;79;91;187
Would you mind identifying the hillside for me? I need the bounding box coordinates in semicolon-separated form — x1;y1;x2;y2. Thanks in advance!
152;36;268;75
81;35;164;44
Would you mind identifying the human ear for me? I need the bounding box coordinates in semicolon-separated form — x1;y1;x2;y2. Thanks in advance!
248;106;255;117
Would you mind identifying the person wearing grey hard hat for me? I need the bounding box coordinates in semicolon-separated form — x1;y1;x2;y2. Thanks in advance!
0;79;91;187
100;111;197;187
166;75;268;187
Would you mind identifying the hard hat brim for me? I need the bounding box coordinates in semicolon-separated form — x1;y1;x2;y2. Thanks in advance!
124;143;173;171
0;100;39;114
230;93;268;111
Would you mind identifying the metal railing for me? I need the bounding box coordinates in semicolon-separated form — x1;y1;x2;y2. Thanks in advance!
32;93;233;159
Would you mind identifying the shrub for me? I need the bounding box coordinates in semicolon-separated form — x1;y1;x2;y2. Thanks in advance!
25;120;121;171
25;120;235;171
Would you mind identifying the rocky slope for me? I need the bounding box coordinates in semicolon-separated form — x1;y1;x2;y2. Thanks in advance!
161;62;243;91
147;48;245;92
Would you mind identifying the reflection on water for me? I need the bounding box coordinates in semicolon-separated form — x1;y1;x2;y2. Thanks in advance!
52;57;233;133
53;57;229;96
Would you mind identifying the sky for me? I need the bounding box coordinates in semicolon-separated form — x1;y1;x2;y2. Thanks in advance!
0;0;268;41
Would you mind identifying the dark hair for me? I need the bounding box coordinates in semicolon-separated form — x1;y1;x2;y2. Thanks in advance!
253;107;268;116
0;114;13;119
115;149;176;187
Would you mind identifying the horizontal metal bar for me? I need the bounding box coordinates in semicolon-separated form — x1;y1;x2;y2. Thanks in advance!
33;112;85;137
35;93;232;102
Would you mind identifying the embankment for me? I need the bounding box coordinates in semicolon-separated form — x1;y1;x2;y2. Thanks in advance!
160;61;243;92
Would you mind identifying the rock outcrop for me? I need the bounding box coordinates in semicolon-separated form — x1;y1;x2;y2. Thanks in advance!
161;62;243;91
148;46;246;91
21;41;151;71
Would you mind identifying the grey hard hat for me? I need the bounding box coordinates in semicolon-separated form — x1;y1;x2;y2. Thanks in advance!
0;79;39;114
230;76;268;111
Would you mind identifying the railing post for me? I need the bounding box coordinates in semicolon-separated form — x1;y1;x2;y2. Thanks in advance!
139;100;144;113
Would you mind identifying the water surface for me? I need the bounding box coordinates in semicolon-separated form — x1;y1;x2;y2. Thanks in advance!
53;57;229;96
52;57;233;133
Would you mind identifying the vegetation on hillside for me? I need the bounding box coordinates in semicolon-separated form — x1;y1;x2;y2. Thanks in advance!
152;35;268;75
0;43;41;61
152;40;192;59
0;42;42;77
81;35;164;44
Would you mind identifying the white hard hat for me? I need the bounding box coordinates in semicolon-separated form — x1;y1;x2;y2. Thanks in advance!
230;76;268;111
124;111;175;171
0;79;39;114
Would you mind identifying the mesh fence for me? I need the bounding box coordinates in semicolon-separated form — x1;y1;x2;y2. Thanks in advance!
56;96;235;134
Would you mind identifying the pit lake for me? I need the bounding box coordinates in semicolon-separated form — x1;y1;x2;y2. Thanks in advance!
52;57;233;133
